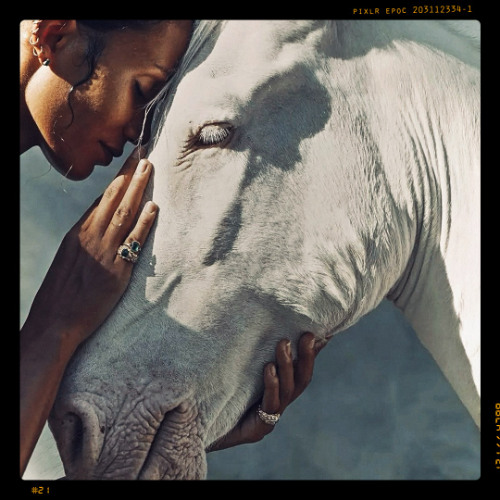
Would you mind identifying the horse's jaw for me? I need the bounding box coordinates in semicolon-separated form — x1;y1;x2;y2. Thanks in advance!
47;263;312;480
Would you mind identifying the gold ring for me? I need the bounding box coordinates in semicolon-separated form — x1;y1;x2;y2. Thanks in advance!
257;405;280;425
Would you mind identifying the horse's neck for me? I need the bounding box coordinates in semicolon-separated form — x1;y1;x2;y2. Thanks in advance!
384;51;480;425
393;218;480;426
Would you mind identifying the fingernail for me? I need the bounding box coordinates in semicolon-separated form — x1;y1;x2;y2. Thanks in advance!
269;364;277;377
136;159;150;174
145;201;157;213
286;340;291;356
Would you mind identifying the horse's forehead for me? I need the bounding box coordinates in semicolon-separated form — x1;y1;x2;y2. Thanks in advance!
210;21;315;62
196;21;322;85
173;21;326;123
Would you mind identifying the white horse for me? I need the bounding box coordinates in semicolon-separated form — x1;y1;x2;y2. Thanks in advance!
45;20;479;480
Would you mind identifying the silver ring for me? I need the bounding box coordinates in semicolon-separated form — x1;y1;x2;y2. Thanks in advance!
117;240;141;264
257;405;280;426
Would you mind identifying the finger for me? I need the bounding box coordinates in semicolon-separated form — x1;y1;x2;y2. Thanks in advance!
275;339;294;409
114;200;158;266
255;363;280;434
293;332;316;400
104;159;153;246
261;363;280;414
129;200;158;244
116;146;147;176
314;335;330;355
90;149;147;234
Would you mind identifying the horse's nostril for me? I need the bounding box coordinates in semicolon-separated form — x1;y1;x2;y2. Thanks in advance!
63;412;84;465
49;403;103;479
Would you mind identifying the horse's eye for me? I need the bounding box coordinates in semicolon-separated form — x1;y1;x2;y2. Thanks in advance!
196;123;233;147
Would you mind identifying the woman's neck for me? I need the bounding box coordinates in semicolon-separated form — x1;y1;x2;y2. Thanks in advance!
20;100;38;155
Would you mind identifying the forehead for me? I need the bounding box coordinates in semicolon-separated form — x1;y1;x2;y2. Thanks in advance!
103;21;192;75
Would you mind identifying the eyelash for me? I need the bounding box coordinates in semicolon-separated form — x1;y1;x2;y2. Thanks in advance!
134;81;146;101
195;124;233;147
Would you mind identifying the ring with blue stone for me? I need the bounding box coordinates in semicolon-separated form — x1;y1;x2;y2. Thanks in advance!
117;240;141;263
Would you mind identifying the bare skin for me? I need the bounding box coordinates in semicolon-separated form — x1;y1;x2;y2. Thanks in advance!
20;20;320;477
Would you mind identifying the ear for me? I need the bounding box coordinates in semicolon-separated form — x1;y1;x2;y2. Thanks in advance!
31;20;77;66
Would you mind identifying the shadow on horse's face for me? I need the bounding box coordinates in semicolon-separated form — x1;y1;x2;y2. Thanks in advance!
48;21;394;480
48;20;480;479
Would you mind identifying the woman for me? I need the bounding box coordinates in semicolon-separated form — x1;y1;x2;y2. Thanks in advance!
20;20;319;477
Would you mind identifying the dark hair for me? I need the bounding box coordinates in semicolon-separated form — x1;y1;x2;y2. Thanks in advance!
75;19;166;84
65;20;166;128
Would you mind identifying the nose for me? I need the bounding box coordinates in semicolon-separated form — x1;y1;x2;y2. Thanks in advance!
123;106;154;146
49;400;103;479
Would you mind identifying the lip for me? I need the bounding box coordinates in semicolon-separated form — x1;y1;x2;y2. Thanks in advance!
99;142;123;166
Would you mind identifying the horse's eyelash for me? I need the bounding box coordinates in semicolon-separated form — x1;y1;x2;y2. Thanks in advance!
195;124;233;146
179;123;234;160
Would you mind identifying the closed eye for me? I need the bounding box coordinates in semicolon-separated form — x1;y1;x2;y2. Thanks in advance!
134;81;146;102
195;123;233;147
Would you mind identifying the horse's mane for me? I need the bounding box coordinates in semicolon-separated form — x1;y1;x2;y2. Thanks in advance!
146;20;225;152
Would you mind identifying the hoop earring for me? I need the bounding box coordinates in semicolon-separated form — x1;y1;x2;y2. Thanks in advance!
30;20;42;51
29;20;49;66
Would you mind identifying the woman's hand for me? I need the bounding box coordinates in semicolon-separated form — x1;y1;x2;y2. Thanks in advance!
208;332;323;451
23;148;157;350
20;149;157;475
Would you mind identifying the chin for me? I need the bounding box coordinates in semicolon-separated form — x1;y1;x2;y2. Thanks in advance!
61;165;95;181
40;144;94;181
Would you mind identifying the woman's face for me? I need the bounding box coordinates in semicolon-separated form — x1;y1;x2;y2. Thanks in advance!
26;21;192;180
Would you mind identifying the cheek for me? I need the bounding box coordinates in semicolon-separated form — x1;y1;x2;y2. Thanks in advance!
26;70;73;146
37;79;113;177
43;103;98;179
